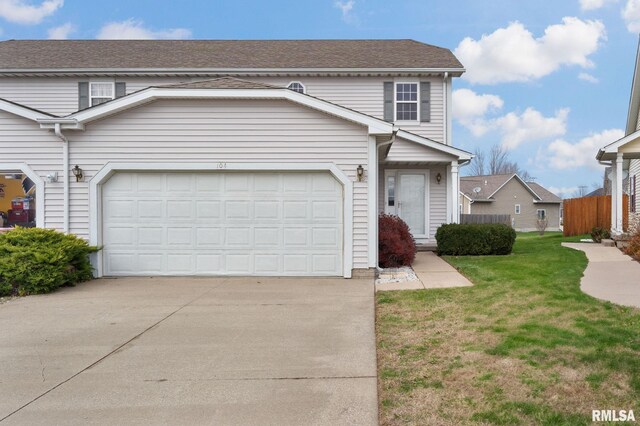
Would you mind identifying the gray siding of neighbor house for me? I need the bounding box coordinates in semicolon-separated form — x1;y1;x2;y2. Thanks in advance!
469;178;561;231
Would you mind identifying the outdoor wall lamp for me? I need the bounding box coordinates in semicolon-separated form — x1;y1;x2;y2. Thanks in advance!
436;172;442;184
72;165;84;182
356;165;364;182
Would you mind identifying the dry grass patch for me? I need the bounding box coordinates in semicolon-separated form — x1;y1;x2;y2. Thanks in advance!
377;233;640;425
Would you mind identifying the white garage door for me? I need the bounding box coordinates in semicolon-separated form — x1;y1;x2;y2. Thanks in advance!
102;172;343;276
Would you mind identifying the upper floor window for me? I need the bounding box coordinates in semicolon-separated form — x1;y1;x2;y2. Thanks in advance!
287;81;305;94
395;83;418;121
90;82;115;106
515;204;521;215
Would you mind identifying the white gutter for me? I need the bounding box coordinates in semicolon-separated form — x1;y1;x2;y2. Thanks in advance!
0;67;466;76
54;123;70;234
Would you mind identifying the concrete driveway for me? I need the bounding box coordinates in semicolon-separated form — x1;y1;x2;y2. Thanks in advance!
0;277;377;425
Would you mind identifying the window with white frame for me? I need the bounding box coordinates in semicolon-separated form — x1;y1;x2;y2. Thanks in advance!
537;209;546;220
395;83;418;121
90;82;115;106
515;204;521;215
287;81;305;94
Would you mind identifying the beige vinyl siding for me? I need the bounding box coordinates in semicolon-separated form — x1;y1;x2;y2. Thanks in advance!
0;75;446;142
377;163;448;243
0;77;79;116
385;137;456;162
64;98;370;269
252;77;445;142
469;178;561;231
0;110;63;230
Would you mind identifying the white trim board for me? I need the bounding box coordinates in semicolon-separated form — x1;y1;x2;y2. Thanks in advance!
0;99;54;121
0;162;45;228
89;162;354;278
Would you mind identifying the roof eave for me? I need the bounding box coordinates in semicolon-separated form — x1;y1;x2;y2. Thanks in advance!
0;67;465;77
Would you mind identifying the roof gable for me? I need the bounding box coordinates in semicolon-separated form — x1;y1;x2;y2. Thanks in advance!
460;174;552;202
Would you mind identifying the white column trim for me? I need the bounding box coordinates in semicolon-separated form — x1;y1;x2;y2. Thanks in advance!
445;164;452;223
0;162;44;229
367;136;378;268
451;161;459;223
89;162;354;278
616;152;624;234
611;163;617;233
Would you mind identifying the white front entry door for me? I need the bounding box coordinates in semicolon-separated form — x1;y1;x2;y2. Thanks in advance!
385;170;429;238
101;171;343;276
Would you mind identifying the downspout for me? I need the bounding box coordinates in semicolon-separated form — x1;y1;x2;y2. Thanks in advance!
54;123;70;234
443;72;448;145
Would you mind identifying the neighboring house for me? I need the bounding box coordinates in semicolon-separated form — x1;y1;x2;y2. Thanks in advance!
597;42;640;234
0;39;472;278
459;174;562;231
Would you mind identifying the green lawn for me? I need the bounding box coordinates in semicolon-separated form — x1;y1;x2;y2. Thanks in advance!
376;232;640;425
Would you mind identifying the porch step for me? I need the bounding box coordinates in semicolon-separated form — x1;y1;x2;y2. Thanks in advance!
416;244;437;252
601;239;615;247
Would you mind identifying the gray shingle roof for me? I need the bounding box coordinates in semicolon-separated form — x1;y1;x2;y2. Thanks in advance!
460;174;562;203
0;39;464;71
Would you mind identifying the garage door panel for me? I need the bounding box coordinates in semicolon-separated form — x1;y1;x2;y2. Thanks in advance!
103;172;343;276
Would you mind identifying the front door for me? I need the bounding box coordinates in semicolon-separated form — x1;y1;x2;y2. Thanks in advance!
385;170;429;238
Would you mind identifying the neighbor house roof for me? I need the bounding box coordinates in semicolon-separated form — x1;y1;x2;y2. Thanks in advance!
0;39;464;74
460;174;561;203
526;182;562;203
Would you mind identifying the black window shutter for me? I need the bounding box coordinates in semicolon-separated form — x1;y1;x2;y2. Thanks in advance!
420;81;431;122
78;82;89;110
115;82;126;98
383;82;394;122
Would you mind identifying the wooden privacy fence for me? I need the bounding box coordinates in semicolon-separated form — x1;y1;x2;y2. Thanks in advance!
563;195;628;237
460;214;511;226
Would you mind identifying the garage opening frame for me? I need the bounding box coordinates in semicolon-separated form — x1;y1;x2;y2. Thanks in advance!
89;162;354;278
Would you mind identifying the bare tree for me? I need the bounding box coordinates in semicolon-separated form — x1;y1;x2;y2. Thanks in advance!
465;144;534;181
488;144;511;175
468;148;486;176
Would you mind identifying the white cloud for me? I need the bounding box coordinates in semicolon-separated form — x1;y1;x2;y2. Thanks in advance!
0;0;62;25
97;19;191;40
622;0;640;32
334;0;359;24
454;17;606;84
578;72;599;83
547;128;624;170
580;0;618;10
452;88;504;120
496;108;569;150
453;90;569;150
452;88;504;137
47;22;73;39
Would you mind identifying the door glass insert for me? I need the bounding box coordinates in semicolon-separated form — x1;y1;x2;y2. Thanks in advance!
398;173;425;235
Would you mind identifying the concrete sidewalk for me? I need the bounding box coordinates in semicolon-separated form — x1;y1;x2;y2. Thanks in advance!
0;277;377;426
376;252;472;291
562;243;640;308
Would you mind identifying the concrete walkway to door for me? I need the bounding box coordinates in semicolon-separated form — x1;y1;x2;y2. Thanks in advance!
0;277;377;425
563;243;640;308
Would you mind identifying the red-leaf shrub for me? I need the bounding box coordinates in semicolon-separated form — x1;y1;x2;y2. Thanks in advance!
378;214;417;268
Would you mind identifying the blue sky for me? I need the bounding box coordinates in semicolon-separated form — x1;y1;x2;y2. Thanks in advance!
1;0;639;197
